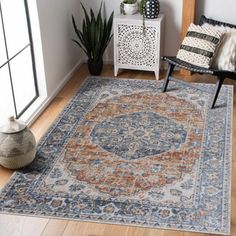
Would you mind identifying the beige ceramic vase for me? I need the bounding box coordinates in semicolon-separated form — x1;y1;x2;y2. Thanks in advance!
0;116;36;169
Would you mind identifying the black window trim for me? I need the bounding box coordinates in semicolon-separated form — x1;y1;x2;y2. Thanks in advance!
0;0;39;119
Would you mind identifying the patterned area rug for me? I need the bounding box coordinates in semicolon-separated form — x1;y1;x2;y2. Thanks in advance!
0;77;233;235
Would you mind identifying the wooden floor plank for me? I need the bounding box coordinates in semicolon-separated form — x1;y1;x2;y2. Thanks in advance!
0;214;48;236
0;166;13;189
62;221;84;236
41;219;68;236
102;224;128;236
62;221;106;236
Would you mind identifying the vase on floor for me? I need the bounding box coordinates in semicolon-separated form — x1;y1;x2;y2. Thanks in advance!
144;0;160;19
0;116;36;169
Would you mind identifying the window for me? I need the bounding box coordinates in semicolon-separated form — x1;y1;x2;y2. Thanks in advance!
0;0;38;120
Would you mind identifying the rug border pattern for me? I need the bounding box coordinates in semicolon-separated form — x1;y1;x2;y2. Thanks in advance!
0;76;233;235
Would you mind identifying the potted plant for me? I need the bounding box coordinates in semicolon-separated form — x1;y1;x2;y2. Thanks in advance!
139;0;160;19
139;0;147;30
120;0;138;15
139;0;160;31
72;3;114;75
139;0;146;15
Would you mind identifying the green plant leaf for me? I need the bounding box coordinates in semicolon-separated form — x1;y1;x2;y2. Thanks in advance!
80;3;90;26
72;39;89;56
72;2;114;63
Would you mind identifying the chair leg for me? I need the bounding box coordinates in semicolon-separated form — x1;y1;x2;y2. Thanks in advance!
211;76;225;109
162;64;175;92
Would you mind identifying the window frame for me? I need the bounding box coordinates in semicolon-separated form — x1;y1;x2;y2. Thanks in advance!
0;0;39;119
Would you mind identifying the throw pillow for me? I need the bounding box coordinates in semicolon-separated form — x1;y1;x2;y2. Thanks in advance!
203;23;236;72
177;23;224;68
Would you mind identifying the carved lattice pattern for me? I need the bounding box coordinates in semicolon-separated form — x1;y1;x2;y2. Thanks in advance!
117;24;159;67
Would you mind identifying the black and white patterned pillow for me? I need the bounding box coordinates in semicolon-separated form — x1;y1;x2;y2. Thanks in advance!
177;23;224;68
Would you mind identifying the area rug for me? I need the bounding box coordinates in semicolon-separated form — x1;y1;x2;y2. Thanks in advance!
0;77;233;235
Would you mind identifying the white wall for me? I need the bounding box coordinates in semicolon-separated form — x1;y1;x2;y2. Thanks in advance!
105;0;183;60
36;0;84;96
35;0;236;97
159;0;182;56
99;0;236;62
79;0;183;62
35;0;183;92
196;0;236;25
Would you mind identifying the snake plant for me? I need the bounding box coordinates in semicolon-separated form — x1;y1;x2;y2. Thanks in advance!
72;3;114;64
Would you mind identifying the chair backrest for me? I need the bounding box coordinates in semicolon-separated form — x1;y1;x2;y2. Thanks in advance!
199;15;236;29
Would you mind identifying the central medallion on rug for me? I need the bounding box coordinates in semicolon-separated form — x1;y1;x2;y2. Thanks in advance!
0;77;232;235
92;111;187;160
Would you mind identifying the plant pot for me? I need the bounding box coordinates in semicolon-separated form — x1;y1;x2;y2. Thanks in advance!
123;3;138;15
144;0;160;19
88;60;103;75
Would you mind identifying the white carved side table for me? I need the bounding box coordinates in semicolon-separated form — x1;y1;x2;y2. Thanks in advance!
114;13;164;80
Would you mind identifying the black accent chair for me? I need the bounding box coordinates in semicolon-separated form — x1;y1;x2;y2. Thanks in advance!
162;15;236;109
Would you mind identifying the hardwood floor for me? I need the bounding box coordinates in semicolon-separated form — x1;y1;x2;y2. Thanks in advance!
0;64;235;236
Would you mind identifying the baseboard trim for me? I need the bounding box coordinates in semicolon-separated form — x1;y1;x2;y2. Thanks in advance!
81;58;114;65
26;59;84;126
83;57;179;71
103;59;114;65
53;59;84;96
